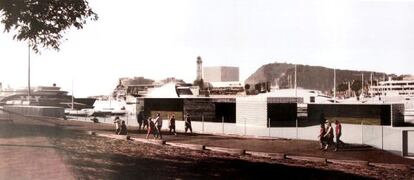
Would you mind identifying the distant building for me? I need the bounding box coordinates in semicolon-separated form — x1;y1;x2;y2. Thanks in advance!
206;81;244;95
203;66;239;82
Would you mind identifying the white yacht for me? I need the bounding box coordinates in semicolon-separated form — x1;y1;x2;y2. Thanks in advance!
0;84;95;109
369;77;414;100
367;77;414;124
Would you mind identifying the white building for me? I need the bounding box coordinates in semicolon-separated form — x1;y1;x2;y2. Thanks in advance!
203;66;239;82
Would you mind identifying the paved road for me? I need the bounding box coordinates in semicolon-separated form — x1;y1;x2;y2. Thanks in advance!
0;113;73;179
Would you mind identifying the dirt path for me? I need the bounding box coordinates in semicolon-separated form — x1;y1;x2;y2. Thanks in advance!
0;114;73;179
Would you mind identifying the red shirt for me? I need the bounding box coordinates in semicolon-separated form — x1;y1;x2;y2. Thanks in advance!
335;123;342;135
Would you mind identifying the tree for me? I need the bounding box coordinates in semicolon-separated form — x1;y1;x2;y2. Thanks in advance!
336;82;348;92
0;0;98;53
351;80;362;96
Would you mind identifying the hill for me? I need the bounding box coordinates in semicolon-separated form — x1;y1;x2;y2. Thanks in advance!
245;62;389;93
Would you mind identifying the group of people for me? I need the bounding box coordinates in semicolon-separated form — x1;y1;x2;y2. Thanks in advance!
318;119;344;151
145;113;164;139
135;111;193;139
113;116;128;135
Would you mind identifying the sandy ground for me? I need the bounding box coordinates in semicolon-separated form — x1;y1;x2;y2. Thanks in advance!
0;112;413;179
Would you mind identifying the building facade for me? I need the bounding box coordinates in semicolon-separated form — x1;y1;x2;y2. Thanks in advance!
203;66;239;82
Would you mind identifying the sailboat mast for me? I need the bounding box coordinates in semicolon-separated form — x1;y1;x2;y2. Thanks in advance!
370;72;373;96
361;73;364;97
294;64;297;97
71;80;74;109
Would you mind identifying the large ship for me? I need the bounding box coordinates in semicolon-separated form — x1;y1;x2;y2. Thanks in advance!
0;84;96;109
368;77;414;102
366;77;414;124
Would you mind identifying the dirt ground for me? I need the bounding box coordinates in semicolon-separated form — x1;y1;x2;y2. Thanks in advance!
61;117;414;166
1;112;413;179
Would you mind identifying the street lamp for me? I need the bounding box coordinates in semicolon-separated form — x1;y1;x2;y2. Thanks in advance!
27;43;31;102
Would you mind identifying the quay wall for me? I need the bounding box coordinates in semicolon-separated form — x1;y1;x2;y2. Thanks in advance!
3;105;65;118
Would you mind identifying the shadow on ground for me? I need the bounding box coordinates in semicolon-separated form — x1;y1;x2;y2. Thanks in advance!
55;130;371;180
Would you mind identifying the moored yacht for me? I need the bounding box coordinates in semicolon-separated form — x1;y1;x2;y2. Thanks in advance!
0;84;95;109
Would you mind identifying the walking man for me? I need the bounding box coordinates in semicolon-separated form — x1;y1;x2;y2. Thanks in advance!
318;123;326;150
335;120;344;151
154;113;163;139
323;120;334;150
185;113;192;133
169;114;177;135
136;110;144;132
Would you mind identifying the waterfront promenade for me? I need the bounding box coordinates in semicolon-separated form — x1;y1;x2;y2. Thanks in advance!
0;111;412;179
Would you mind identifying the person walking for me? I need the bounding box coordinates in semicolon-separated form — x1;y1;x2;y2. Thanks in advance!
335;120;344;151
136;110;144;132
113;116;122;134
169;114;177;135
119;120;128;135
146;117;156;139
323;120;334;150
318;123;326;150
154;113;163;139
142;114;149;130
184;113;192;133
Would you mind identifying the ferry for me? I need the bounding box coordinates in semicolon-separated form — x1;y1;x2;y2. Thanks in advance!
0;84;95;109
367;78;414;124
368;77;414;100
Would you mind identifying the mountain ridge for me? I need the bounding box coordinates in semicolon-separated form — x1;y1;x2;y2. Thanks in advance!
245;62;391;93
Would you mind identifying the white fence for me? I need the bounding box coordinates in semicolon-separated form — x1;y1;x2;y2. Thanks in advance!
67;112;414;156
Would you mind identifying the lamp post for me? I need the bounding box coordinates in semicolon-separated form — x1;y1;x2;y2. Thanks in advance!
27;43;31;102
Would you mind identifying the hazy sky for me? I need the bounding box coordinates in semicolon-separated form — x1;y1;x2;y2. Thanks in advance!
1;0;414;97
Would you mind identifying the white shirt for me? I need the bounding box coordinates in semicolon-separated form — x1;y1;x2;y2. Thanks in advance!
154;116;163;127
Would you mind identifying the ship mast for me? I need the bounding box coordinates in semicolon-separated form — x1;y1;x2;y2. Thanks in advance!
71;80;74;109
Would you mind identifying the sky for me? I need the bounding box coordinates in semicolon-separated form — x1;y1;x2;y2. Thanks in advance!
1;0;414;97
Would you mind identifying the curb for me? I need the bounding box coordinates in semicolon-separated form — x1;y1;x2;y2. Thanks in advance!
206;146;246;155
131;137;166;145
286;155;327;163
246;151;286;160
95;133;131;141
166;142;206;151
327;159;369;167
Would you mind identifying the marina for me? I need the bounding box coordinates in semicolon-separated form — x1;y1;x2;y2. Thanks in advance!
1;0;414;178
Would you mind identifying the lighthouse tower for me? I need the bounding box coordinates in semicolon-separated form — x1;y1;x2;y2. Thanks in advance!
196;56;203;81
